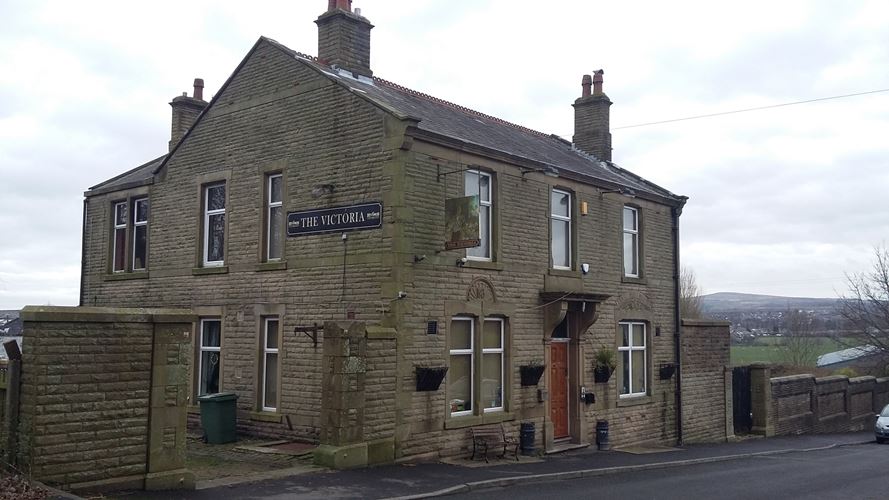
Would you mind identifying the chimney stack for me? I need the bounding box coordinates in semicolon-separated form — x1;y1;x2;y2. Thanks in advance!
316;0;374;78
169;78;208;151
572;69;612;161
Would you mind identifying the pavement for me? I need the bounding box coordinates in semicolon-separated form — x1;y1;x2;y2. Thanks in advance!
104;431;875;499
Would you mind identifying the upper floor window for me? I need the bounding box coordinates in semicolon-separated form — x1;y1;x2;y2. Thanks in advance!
112;202;127;272
551;189;572;269
623;206;639;277
203;183;226;266
465;170;492;261
111;197;148;273
266;174;284;261
132;198;148;270
619;321;646;397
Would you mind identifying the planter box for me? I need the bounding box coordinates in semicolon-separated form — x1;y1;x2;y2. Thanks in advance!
659;364;676;380
520;365;546;386
594;366;614;384
416;366;448;391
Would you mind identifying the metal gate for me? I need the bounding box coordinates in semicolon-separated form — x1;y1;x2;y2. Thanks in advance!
732;366;752;434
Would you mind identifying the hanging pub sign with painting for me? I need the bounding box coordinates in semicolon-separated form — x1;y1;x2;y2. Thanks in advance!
287;202;383;236
444;195;480;250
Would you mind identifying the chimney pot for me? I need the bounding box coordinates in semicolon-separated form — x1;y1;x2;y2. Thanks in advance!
329;0;351;11
581;74;592;98
193;78;205;101
593;69;604;95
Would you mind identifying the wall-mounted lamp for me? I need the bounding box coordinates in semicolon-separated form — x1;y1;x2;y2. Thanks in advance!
521;166;559;178
597;187;636;199
311;184;336;197
456;257;467;267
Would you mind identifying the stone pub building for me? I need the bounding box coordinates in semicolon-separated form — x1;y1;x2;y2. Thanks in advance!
80;1;688;466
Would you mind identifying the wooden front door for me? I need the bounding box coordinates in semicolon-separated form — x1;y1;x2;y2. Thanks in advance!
550;341;569;439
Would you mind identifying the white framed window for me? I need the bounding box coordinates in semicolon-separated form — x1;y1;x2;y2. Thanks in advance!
481;318;504;413
465;170;492;261
203;183;226;266
112;201;127;272
618;321;646;397
198;319;222;396
262;317;279;411
551;189;572;269
623;206;639;277
266;174;283;261
449;317;474;417
448;316;506;417
132;198;148;271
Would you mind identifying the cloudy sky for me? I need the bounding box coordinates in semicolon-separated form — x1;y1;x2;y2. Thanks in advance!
1;0;887;309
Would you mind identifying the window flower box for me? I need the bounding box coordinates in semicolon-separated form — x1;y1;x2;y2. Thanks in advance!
416;366;448;392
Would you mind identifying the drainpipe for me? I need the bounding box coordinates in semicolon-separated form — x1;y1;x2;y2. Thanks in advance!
672;205;683;445
79;198;88;306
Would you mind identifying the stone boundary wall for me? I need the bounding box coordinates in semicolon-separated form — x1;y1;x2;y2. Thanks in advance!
750;364;889;436
17;306;195;493
680;319;733;443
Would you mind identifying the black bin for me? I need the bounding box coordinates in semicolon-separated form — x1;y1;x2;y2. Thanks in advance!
596;420;610;451
520;422;536;455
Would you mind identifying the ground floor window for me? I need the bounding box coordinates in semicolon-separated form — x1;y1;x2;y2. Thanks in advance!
199;318;221;396
262;317;279;411
618;321;646;397
449;316;505;417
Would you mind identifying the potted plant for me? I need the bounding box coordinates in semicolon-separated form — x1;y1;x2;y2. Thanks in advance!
593;347;616;383
415;366;448;391
520;360;546;386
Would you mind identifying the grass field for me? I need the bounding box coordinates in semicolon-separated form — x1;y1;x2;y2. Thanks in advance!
730;336;845;366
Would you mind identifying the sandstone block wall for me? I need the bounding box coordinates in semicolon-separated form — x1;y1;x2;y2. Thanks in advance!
17;306;194;492
680;319;732;443
754;369;889;436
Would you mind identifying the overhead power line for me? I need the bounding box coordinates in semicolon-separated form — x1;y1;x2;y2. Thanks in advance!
612;88;889;130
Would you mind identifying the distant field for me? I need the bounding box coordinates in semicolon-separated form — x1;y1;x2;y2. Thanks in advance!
730;336;845;366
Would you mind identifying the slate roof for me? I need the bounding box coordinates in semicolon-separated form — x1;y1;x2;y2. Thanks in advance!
89;37;685;205
267;39;683;204
88;155;165;195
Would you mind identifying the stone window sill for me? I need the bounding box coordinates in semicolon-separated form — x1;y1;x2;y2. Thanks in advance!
617;395;652;407
192;266;229;276
103;271;149;281
462;259;504;271
250;411;283;423
548;268;582;279
444;411;514;429
621;276;647;285
255;260;287;272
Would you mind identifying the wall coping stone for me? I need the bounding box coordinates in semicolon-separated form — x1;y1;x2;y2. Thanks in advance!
681;318;731;327
772;374;814;384
814;375;848;385
21;305;195;324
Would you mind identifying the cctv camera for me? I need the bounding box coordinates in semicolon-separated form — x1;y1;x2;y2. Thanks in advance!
397;291;408;299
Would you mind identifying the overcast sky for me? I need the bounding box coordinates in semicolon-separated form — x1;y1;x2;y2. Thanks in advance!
1;0;887;309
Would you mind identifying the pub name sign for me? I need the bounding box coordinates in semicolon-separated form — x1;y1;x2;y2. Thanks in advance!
287;202;382;236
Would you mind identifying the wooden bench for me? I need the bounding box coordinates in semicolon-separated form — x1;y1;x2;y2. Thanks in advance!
470;424;519;462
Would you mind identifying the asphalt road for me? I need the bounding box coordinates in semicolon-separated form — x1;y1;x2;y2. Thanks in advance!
453;443;889;500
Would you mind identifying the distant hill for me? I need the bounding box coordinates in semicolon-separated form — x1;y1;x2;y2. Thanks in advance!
700;292;846;334
701;292;840;313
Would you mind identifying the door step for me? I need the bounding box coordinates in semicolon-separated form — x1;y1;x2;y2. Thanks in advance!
545;442;590;454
